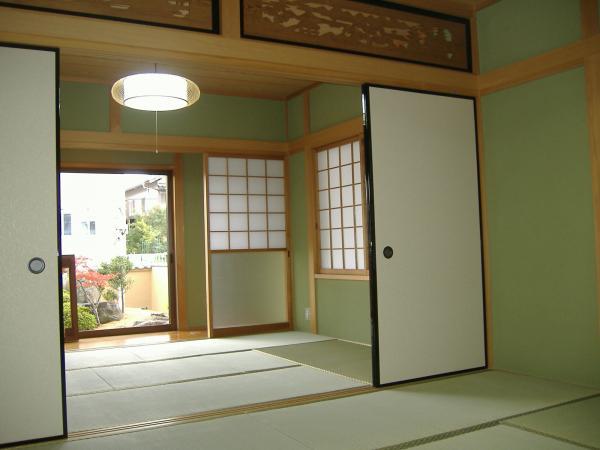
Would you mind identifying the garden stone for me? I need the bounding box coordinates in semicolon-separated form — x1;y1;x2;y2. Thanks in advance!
97;301;123;324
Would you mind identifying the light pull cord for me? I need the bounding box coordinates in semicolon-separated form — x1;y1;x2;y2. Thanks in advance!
155;110;159;155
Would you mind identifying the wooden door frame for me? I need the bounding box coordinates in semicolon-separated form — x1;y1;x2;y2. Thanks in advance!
59;167;178;338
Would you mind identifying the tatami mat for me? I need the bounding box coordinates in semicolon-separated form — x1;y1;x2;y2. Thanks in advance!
29;414;312;450
503;395;600;449
249;370;597;450
86;350;297;393
259;339;372;383
65;332;334;370
397;425;583;450
67;365;365;432
66;369;113;396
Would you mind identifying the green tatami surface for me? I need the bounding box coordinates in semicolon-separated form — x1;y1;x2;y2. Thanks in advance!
504;395;600;449
259;339;372;382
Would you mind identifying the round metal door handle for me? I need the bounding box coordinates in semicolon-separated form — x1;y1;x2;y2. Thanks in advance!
383;246;393;259
28;257;46;274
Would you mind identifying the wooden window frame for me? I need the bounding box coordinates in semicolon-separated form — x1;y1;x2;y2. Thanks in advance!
206;153;288;253
314;136;368;276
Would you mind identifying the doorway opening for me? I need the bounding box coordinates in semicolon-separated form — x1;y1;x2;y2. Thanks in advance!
60;169;177;340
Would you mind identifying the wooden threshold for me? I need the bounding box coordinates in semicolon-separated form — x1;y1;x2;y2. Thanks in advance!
211;322;291;338
67;385;375;441
64;329;207;351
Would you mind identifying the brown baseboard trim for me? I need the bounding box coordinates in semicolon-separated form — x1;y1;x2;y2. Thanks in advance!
67;385;375;441
211;322;291;338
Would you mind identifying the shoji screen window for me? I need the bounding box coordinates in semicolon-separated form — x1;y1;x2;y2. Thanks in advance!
316;139;366;272
208;156;286;250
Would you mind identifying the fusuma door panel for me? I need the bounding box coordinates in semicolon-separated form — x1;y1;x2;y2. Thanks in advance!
364;85;486;386
0;44;65;445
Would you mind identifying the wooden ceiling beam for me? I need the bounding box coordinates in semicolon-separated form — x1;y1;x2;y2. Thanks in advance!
0;6;478;97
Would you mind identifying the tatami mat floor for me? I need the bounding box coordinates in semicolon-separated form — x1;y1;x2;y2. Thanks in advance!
20;332;600;449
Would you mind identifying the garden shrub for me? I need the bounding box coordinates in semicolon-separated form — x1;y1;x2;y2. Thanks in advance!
63;302;98;331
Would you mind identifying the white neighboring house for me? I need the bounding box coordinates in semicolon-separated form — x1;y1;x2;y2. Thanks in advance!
60;173;128;268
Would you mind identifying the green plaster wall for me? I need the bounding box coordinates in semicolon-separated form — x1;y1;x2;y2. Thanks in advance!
477;0;581;73
287;94;304;141
289;152;311;332
121;94;286;141
60;82;110;132
59;82;285;141
482;68;600;388
309;84;362;133
181;153;207;329
316;279;371;344
59;149;206;329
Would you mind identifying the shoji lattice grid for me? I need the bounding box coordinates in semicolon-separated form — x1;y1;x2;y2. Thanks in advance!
316;140;366;271
208;156;286;251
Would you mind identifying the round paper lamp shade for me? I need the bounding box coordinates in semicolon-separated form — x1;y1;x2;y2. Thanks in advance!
111;73;200;111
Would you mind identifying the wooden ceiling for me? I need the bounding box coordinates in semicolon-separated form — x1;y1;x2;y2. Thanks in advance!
61;54;317;100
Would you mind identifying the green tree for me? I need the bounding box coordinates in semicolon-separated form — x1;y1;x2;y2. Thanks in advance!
126;207;168;254
99;256;133;313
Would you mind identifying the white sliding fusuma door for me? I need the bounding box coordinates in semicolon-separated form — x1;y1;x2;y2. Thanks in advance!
363;85;486;386
0;44;65;445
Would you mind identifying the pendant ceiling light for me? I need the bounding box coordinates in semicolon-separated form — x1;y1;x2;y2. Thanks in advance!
111;73;200;111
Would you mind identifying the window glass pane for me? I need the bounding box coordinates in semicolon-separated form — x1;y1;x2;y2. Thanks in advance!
229;195;247;213
341;165;353;186
352;141;361;162
209;176;227;194
356;227;364;248
318;170;328;190
249;232;268;249
340;143;352;165
343;228;355;248
357;249;365;270
319;210;330;229
248;177;266;194
318;190;329;210
320;230;330;249
330;188;341;208
268;213;286;231
344;249;356;269
247;159;265;176
229;214;248;231
230;232;249;249
210;232;228;250
332;249;343;269
354;184;362;205
330;208;342;228
268;231;286;248
249;213;267;231
210;213;228;231
317;150;328;171
228;176;247;194
321;250;331;269
208;157;227;175
331;229;342;248
329;168;340;188
342;185;353;207
353;162;361;183
267;178;284;195
209;194;228;213
266;160;284;177
343;207;354;227
328;148;340;167
228;158;246;176
249;195;266;212
268;195;285;213
355;206;363;227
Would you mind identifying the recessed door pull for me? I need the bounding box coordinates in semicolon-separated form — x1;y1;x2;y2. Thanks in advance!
383;246;393;259
28;257;46;274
